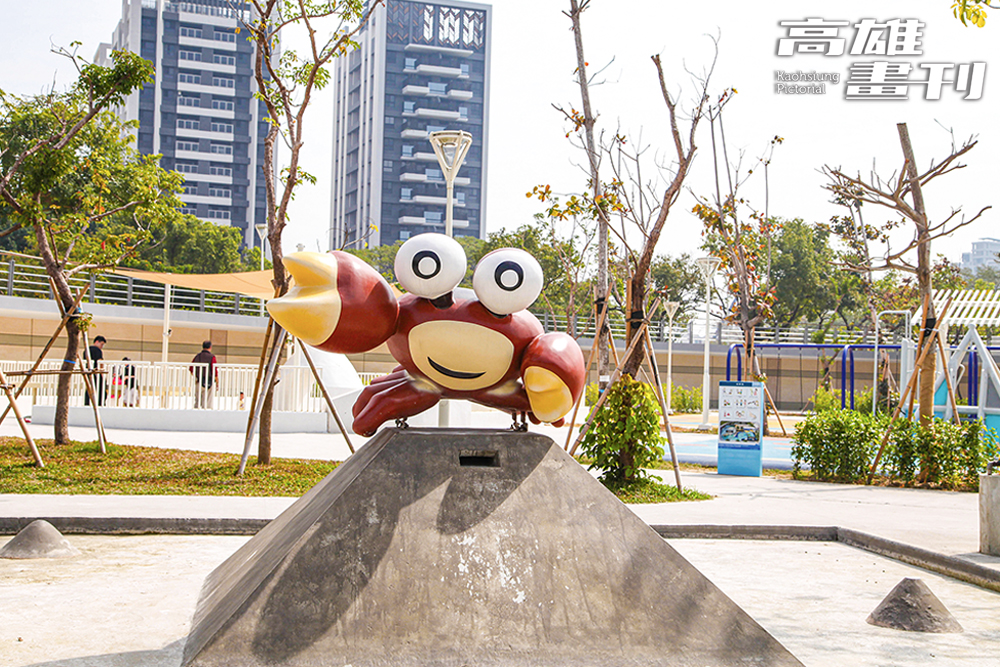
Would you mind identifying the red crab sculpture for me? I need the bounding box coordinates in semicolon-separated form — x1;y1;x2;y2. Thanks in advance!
267;233;586;436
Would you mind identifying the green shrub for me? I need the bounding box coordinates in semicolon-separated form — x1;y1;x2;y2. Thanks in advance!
580;375;665;484
584;382;600;407
792;409;880;481
808;386;842;413
792;408;1000;489
670;383;702;413
854;388;901;416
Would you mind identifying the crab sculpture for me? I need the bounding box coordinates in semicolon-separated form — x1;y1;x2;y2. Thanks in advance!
267;233;586;436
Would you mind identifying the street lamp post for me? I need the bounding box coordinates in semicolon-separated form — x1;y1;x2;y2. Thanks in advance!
695;257;721;431
665;301;680;414
255;223;267;271
428;130;473;237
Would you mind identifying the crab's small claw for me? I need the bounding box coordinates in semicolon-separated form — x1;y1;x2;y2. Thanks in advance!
520;332;586;424
266;252;399;354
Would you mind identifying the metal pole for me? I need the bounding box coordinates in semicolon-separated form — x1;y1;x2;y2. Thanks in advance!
700;278;712;429
161;284;171;364
238;327;288;476
445;179;454;238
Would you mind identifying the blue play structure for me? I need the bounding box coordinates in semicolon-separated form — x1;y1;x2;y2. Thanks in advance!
933;327;1000;434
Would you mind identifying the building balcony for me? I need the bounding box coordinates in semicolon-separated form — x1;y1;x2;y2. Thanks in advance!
398;215;469;228
400;129;429;139
178;35;237;52
175;127;235;141
177;81;236;97
400;152;439;162
448;89;474;100
404;43;475;58
399;173;471;185
176;104;235;119
182;172;234;184
403;63;467;78
182;193;233;206
176;148;235;163
402;108;464;121
401;195;466;207
189;60;237;75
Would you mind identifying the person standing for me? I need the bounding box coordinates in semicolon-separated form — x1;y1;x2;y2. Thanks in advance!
84;335;106;406
189;340;218;409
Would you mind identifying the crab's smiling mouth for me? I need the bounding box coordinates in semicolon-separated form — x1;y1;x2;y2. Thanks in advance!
427;357;485;380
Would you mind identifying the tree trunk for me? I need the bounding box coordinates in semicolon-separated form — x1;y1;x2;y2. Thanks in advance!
897;123;935;428
622;276;646;378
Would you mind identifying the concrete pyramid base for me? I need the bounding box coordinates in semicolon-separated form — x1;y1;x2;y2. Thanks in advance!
0;519;80;559
867;577;964;633
183;428;802;666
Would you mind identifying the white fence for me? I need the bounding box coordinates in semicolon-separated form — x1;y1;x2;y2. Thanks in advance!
1;360;326;413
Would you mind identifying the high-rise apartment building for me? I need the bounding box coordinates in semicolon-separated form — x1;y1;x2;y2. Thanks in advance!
329;0;491;249
961;238;1000;271
97;0;270;250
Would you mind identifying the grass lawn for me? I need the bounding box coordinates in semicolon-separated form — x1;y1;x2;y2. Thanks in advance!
0;437;338;496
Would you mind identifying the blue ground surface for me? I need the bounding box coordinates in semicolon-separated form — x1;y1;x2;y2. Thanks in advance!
669;431;798;470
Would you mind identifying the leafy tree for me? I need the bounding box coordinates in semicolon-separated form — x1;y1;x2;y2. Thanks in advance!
770;219;838;328
0;47;184;445
952;0;995;27
648;253;701;321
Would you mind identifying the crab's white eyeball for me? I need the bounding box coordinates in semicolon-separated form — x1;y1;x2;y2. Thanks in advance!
472;248;543;315
394;233;467;299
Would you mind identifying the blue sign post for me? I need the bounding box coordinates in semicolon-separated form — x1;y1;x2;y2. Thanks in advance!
718;380;765;477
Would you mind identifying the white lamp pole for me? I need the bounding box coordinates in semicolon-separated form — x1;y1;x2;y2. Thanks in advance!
665;301;680;414
255;223;267;270
695;257;721;430
428;130;473;237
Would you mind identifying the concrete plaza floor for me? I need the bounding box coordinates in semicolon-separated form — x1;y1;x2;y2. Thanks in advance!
2;413;1000;666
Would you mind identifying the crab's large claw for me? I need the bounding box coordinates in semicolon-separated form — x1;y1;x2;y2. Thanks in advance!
520;332;586;424
266;251;399;354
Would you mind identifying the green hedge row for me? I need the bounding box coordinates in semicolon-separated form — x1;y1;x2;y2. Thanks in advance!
791;409;999;490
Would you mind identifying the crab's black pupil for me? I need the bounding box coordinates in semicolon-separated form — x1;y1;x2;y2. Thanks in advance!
413;250;441;279
495;261;523;292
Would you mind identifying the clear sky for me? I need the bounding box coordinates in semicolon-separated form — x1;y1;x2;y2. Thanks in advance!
1;0;996;264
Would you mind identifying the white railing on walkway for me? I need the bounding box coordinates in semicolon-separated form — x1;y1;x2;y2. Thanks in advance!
0;360;325;413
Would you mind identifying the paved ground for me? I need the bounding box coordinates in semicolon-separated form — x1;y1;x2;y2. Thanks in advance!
2;413;1000;667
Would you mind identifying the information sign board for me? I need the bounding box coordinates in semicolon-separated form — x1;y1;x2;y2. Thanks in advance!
718;380;765;476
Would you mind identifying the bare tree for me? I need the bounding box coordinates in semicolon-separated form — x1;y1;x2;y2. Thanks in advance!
240;0;382;464
823;123;990;425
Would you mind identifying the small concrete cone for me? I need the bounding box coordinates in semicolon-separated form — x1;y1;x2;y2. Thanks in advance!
867;577;963;633
0;520;81;559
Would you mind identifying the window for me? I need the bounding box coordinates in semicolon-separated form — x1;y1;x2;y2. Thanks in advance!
210;144;233;155
405;57;416;69
213;54;236;66
383;159;393;173
177;118;200;130
402;145;413;157
179;50;202;62
425;168;443;181
460;63;470;76
210;122;234;133
456;192;466;204
403;101;415;113
212;76;235;89
179;26;203;39
428;82;447;95
401;188;413;200
182;184;198;194
213;31;236;43
458;106;469;119
175;162;198;173
207;209;231;220
209;165;232;177
176;141;199;152
178;95;200;108
384;117;394;125
208;187;231;198
178;72;201;84
427;124;446;133
178;207;197;215
211;99;234;111
425;211;442;223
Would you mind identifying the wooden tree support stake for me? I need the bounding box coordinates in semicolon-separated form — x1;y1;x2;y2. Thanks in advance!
936;335;962;425
239;326;288;476
0;367;43;467
563;286;612;451
867;298;952;484
299;342;355;454
0;285;87;427
643;326;682;491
